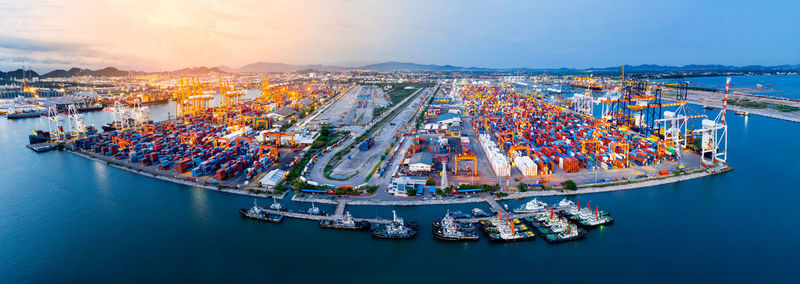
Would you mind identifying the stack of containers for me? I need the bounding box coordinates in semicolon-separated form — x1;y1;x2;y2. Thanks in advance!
479;133;510;176
513;154;538;177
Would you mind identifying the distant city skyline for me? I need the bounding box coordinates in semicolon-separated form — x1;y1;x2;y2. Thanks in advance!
1;0;797;72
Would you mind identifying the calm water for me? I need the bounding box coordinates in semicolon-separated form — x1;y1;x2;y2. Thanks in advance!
657;74;800;99
2;96;800;282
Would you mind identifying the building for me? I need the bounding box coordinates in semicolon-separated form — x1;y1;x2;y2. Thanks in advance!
268;108;297;121
436;112;462;127
260;169;287;189
407;152;433;172
389;176;427;197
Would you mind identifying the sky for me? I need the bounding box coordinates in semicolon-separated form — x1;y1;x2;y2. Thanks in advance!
0;0;797;72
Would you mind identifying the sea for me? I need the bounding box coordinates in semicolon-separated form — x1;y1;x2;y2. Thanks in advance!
656;74;800;99
1;87;799;283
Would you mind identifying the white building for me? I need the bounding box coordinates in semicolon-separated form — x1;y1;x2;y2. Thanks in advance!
260;169;287;189
407;152;433;172
389;176;427;197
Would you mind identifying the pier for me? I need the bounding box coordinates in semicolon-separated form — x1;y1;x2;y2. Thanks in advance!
258;198;569;225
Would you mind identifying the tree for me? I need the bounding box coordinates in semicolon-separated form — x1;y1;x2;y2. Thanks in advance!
564;180;578;191
426;178;436;186
407;188;417;196
517;183;528;192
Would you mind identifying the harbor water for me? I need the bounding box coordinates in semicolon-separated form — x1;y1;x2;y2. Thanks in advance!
657;74;800;99
2;100;800;282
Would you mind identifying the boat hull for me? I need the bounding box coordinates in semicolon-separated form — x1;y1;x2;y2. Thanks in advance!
239;208;284;223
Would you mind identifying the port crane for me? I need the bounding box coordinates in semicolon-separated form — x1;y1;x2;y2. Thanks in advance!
693;77;730;166
219;77;245;107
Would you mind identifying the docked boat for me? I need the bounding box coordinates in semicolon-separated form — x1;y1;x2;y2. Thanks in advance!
513;198;548;213
319;211;369;230
7;109;46;119
541;223;585;243
371;211;418;239
28;130;51;144
269;197;286;211
561;199;613;228
471;208;492;218
306;203;327;216
239;199;284;223
449;210;473;219
432;211;479;241
734;110;749;116
479;214;535;242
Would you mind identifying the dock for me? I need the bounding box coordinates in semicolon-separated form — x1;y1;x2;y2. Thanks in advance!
257;198;567;225
27;142;60;152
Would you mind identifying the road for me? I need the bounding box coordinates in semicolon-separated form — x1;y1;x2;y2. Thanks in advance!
307;87;430;187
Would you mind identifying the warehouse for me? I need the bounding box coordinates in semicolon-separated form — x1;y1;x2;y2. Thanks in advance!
407;152;433;172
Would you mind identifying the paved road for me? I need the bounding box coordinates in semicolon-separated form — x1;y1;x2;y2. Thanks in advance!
306;87;430;187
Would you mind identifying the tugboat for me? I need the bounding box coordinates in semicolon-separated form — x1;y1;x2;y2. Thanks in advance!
513;198;548;213
269;197;286;211
306;203;327;216
371;211;418;239
239;199;284;223
320;211;370;230
471;208;492;218
530;208;586;243
432;211;479;241
449;210;473;219
561;199;613;228
479;214;536;242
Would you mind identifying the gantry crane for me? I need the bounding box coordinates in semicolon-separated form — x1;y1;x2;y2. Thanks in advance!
219;77;245;107
693;77;730;166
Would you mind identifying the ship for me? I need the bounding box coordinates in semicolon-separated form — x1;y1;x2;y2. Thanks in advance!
532;211;586;243
479;214;536;242
449;210;473;219
471;208;493;218
306;202;327;216
432;211;479;241
269;197;287;212
239;199;284;223
7;109;47;119
513;197;548;213
560;198;613;228
371;210;418;239
28;130;51;144
319;211;370;230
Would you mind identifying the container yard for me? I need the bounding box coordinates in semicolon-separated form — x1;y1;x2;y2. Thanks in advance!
20;71;733;199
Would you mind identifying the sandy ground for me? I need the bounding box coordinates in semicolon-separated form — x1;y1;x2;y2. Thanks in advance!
681;89;800;123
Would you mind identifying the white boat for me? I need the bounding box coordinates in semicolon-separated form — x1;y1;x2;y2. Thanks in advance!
513;198;548;213
269;197;284;211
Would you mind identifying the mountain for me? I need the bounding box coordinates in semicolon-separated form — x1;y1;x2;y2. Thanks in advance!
356;61;489;71
165;66;226;75
0;69;41;79
41;67;130;78
236;62;342;73
216;65;237;72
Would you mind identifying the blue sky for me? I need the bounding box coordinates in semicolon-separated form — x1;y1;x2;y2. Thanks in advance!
0;0;797;72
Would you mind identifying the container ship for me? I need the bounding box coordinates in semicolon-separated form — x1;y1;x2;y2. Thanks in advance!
319;211;369;230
